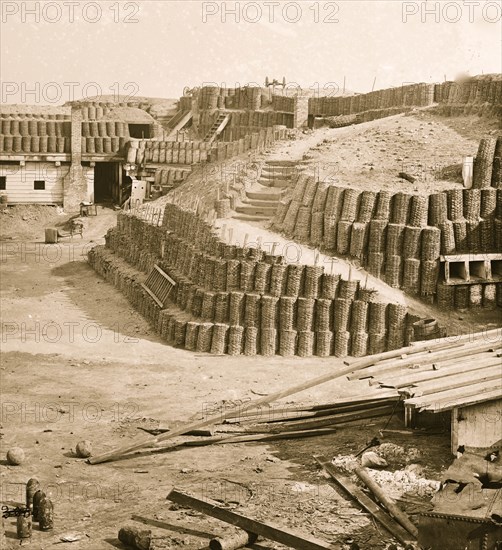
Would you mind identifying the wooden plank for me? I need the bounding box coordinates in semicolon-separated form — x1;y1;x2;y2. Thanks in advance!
406;382;502;411
154;264;176;286
166;489;341;550
349;341;499;381
182;427;338;447
354;468;418;537
404;365;502;397
313;455;415;546
374;354;501;388
418;388;502;413
140;283;163;307
88;331;500;464
260;405;396;432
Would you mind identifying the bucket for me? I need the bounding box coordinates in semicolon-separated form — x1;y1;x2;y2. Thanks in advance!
45;228;58;244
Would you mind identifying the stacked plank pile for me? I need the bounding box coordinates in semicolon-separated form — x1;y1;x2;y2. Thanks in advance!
348;334;502;424
87;329;499;467
90;204;423;358
274;176;502;307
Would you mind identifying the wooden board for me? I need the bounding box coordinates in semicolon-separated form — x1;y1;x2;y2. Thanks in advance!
313;456;416;546
166;489;341;550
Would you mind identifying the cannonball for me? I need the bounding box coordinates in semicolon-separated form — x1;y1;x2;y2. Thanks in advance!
7;447;25;465
75;440;92;458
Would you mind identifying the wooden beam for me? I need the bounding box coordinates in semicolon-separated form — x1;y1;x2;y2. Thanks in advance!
88;330;500;464
349;341;498;381
354;467;418;537
313;455;416;547
402;365;502;397
405;380;502;408
373;354;501;388
166;489;341;550
417;388;502;413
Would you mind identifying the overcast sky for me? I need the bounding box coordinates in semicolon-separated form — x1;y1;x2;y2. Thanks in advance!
1;0;501;104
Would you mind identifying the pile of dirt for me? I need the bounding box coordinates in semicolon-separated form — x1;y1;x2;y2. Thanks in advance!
0;204;69;240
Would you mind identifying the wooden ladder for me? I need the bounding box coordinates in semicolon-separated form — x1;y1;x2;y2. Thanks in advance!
141;264;176;307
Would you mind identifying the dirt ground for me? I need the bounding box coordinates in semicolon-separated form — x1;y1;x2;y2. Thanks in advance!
1;110;500;549
1;212;449;550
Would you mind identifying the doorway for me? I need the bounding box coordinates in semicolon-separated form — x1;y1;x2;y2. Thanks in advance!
94;162;120;203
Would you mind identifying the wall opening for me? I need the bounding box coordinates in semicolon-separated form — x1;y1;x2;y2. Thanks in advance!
128;124;152;139
94;162;120;203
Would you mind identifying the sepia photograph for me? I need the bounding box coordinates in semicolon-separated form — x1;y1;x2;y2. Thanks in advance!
1;1;501;548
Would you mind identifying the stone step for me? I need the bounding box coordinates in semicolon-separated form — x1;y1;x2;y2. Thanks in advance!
232;213;273;222
258;178;291;189
243;198;280;208
265;160;297;167
246;190;282;201
235;204;277;216
261;167;296;177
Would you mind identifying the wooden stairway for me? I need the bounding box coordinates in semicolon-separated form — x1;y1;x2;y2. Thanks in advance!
203;113;230;144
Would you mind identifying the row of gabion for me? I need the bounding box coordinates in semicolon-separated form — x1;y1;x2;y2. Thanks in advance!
110;220;373;301
89;245;414;357
0;135;70;154
275;177;502;239
472;137;502;189
0;118;70;136
437;281;502;310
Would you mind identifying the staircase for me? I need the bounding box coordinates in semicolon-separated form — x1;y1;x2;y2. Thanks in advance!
233;160;297;221
163;110;193;139
258;160;297;188
203;113;230;144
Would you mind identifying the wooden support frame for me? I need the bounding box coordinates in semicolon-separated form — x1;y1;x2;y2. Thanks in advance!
166;489;341;550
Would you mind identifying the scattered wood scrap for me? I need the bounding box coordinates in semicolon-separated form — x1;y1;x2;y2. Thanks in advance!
88;332;485;464
166;488;342;550
354;467;418;537
314;455;417;547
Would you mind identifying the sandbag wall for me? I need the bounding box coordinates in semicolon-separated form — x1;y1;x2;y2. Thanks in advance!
309;83;435;117
274;175;502;308
0;116;71;154
90;205;422;358
472;136;502;189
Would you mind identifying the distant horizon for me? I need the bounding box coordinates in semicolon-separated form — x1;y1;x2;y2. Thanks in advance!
2;72;501;108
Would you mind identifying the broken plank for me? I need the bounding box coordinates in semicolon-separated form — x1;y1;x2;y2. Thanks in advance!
313;455;416;547
166;489;341;550
181;428;338;447
354;467;418;537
